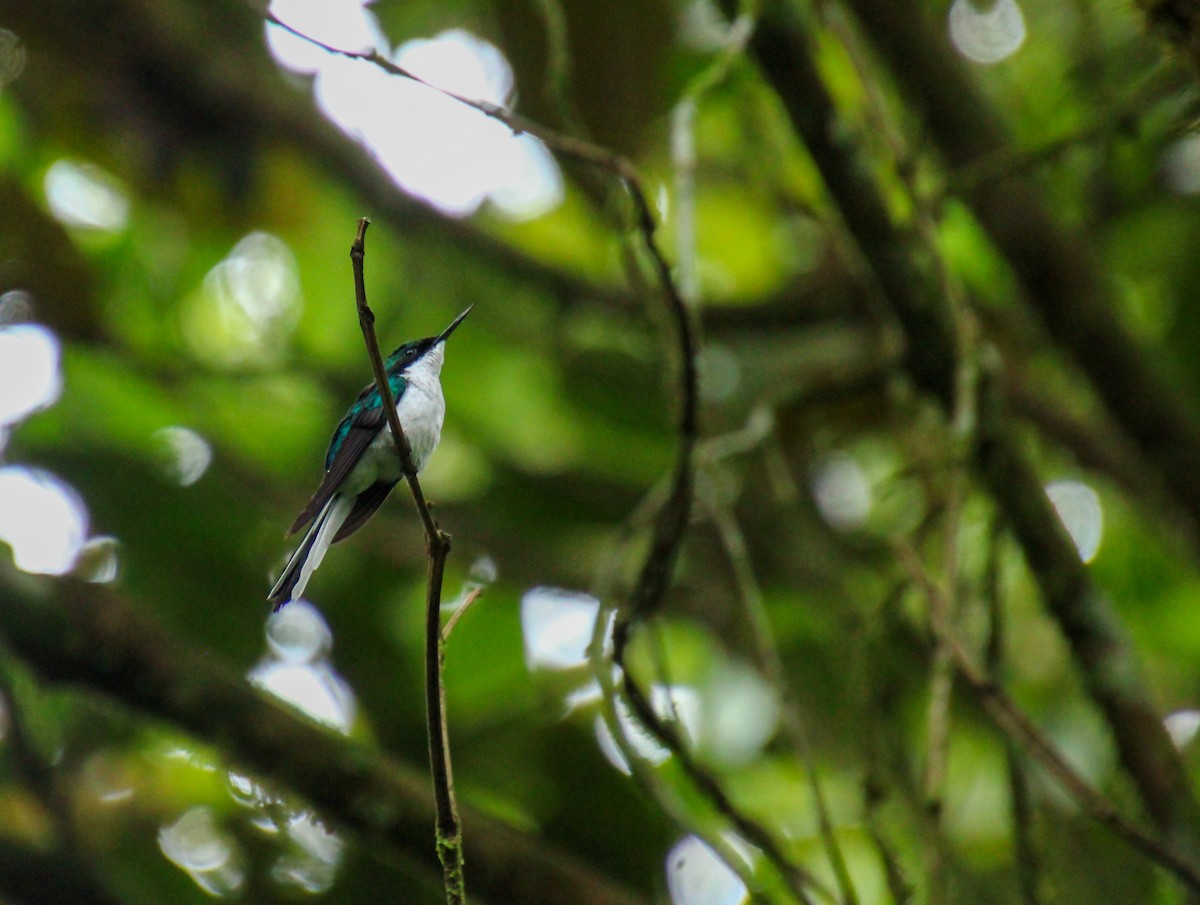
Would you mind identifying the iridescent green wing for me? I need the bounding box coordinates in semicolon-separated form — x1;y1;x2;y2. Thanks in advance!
287;373;406;535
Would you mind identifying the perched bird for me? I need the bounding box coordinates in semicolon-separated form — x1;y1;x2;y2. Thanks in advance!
268;306;472;610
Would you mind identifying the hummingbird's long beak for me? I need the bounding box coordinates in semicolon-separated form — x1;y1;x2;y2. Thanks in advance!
434;305;473;345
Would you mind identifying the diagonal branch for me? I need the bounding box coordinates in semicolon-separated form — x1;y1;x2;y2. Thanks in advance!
843;0;1200;550
895;540;1200;892
705;492;859;905
0;576;647;905
732;0;1200;865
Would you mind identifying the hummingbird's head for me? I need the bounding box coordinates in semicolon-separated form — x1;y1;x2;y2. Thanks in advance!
384;305;473;376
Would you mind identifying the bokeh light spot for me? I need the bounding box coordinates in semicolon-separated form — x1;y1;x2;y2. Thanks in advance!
44;159;130;232
153;426;214;487
0;29;26;88
182;232;301;368
1166;710;1200;749
948;0;1026;65
701;661;779;766
811;452;871;530
667;835;748;905
271;812;345;894
521;587;604;670
73;535;121;583
594;685;701;775
1045;479;1103;563
159;807;244;897
0;289;34;325
265;8;562;220
0;324;61;426
251;602;356;733
265;601;333;664
0;466;88;574
266;0;382;73
1163;135;1200;196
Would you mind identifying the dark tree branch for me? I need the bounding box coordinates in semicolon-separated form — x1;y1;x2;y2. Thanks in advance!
705;496;860;905
983;527;1048;905
349;220;464;904
734;0;1200;865
724;1;960;411
896;540;1200;893
843;0;1200;551
1139;0;1200;69
972;364;1200;852
0;658;121;905
0;576;649;905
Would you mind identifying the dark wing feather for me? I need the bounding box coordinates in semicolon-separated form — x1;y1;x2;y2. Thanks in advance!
287;402;386;535
332;480;398;542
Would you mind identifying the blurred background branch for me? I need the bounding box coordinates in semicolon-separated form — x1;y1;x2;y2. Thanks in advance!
5;0;1200;902
0;575;648;905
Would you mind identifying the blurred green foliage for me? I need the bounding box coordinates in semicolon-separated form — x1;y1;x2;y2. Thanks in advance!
4;0;1200;903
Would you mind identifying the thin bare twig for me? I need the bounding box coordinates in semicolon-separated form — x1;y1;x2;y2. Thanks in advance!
350;219;440;544
350;220;464;904
855;587;916;905
920;639;952;905
601;6;818;894
618;662;826;904
982;525;1047;905
706;492;860;905
442;586;484;644
894;540;1200;893
584;599;787;905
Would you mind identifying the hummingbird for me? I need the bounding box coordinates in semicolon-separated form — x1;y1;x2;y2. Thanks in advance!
268;306;472;610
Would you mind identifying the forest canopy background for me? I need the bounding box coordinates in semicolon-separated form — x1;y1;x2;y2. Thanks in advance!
4;1;1200;904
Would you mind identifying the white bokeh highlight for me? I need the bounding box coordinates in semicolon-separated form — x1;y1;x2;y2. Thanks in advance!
266;4;562;219
812;452;872;530
0;324;62;426
948;0;1027;65
0;466;88;574
250;601;357;734
270;811;346;894
666;835;749;905
266;0;383;72
1045;479;1103;563
183;232;302;367
594;685;702;775
73;535;121;583
701;661;779;766
521;587;607;670
233;604;349;891
1163;135;1200;196
44;159;130;232
159;807;245;897
153;426;214;487
1166;710;1200;750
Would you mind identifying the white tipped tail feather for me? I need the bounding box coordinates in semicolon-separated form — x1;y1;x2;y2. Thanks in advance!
268;494;354;611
